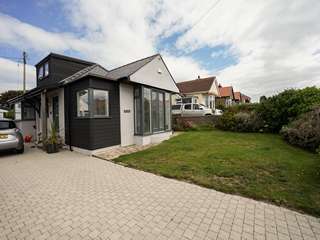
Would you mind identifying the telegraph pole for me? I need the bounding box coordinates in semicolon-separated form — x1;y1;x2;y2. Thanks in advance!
22;51;27;93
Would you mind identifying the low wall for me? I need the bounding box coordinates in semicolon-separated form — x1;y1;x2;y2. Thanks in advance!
172;115;219;127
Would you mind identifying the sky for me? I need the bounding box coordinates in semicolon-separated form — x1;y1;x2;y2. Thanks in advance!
0;0;319;101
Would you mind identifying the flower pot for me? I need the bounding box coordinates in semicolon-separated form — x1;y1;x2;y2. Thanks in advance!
45;143;59;154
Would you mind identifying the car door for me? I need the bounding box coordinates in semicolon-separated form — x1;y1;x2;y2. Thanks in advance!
182;104;193;116
192;104;204;116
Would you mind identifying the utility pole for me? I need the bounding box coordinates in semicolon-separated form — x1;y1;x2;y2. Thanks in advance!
22;51;27;93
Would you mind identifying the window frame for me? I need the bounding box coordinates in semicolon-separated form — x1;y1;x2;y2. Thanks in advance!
76;88;110;119
134;85;172;136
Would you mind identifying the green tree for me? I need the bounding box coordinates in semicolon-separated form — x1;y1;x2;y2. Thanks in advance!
0;90;23;107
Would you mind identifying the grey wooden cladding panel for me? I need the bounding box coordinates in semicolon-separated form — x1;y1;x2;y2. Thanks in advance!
64;77;121;150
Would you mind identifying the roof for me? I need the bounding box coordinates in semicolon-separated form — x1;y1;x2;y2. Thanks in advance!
176;77;216;94
242;94;251;101
219;86;234;98
60;64;111;85
35;52;95;67
106;54;160;80
234;92;241;101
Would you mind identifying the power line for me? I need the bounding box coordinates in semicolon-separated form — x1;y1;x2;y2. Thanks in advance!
189;0;222;31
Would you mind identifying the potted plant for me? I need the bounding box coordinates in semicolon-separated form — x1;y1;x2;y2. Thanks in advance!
44;122;59;154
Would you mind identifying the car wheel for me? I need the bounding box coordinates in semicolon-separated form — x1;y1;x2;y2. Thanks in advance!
16;145;24;154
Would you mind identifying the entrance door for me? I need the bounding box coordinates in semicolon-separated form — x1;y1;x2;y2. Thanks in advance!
52;96;59;131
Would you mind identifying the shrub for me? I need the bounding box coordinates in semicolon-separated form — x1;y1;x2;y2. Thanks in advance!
256;87;320;133
216;111;264;132
280;106;320;152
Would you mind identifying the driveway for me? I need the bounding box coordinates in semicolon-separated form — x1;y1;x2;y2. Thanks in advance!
0;147;319;240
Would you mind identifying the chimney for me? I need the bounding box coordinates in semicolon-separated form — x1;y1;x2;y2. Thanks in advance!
198;75;201;79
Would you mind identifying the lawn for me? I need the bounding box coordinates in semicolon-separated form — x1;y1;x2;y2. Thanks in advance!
113;130;320;216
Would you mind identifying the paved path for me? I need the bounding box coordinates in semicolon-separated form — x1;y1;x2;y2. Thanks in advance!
0;147;319;240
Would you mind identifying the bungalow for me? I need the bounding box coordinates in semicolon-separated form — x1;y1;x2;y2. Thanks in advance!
174;76;219;110
216;85;235;107
234;92;251;104
8;53;179;154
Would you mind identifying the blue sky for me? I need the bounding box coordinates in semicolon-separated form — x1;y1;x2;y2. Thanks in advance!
0;0;319;100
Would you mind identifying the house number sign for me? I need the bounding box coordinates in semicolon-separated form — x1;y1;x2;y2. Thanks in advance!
124;109;131;113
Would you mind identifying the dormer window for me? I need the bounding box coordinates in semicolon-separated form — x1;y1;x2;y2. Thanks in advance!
38;66;43;80
44;62;49;77
38;61;49;80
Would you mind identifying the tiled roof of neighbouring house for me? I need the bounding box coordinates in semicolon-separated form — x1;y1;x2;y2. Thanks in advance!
234;91;241;101
105;54;160;80
176;77;216;94
218;86;234;98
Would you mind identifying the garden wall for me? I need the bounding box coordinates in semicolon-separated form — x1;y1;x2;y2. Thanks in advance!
172;115;219;126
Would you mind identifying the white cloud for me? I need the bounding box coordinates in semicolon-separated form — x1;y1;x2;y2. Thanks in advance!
173;0;320;100
0;0;319;101
0;58;36;92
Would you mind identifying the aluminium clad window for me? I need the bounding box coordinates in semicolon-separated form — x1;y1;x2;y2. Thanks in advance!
38;66;44;80
77;89;89;117
76;89;109;118
143;88;151;134
134;87;142;134
38;61;49;80
165;93;171;130
44;62;49;77
134;86;171;135
93;89;109;117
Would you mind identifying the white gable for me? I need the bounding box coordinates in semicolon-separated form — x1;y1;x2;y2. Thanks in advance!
209;79;219;96
129;56;179;93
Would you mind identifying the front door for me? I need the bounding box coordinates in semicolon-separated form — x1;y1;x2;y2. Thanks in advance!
52;96;59;131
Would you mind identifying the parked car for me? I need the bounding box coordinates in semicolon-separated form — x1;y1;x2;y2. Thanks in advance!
0;119;24;153
214;109;223;116
172;103;213;116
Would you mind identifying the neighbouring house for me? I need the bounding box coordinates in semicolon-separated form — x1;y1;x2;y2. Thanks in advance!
174;76;219;110
234;92;251;104
216;85;235;107
8;53;179;155
0;108;8;118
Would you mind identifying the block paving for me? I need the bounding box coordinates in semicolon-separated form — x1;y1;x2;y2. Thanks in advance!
0;147;319;240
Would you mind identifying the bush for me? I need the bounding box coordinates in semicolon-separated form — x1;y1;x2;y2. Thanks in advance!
216;111;264;132
256;87;320;133
280;106;320;152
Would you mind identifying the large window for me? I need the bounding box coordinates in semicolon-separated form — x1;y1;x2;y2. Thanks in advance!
134;87;142;134
143;88;151;134
135;86;171;135
93;89;109;117
165;93;171;130
44;62;49;77
77;88;109;118
77;89;89;117
38;66;43;80
38;61;49;80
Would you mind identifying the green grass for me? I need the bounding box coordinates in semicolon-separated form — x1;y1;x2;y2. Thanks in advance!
113;130;320;216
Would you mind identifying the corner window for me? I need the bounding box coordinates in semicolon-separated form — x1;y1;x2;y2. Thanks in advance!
134;86;172;135
93;89;109;117
77;89;109;118
38;66;43;80
77;89;89;117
